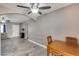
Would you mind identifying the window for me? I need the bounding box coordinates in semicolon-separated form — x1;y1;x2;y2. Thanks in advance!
0;24;4;33
0;24;6;33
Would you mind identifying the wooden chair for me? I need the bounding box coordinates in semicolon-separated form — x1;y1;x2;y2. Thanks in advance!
47;35;53;44
65;36;78;46
47;35;53;56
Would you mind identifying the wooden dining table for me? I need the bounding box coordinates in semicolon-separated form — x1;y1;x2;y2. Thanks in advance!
47;40;79;56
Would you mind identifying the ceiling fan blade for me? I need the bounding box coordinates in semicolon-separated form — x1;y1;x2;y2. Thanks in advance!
17;5;30;9
28;11;32;14
39;6;51;10
38;11;42;15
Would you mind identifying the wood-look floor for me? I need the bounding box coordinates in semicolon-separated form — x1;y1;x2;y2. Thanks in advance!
1;38;46;56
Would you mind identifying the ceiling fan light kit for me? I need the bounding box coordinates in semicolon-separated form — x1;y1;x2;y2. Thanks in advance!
17;3;51;15
31;8;39;13
0;15;8;23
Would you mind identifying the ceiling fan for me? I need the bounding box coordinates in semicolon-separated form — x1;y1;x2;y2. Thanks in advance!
17;3;51;15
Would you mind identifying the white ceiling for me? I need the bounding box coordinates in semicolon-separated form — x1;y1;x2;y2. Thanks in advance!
5;13;30;23
0;3;72;23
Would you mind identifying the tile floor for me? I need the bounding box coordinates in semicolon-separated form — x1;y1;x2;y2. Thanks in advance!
1;38;47;56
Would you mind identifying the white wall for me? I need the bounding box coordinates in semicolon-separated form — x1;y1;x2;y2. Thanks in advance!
20;19;36;39
6;22;20;38
0;23;1;55
6;22;12;38
11;24;20;37
0;33;1;55
29;4;79;45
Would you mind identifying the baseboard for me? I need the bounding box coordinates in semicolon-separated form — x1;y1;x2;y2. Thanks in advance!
28;39;47;49
8;36;19;39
